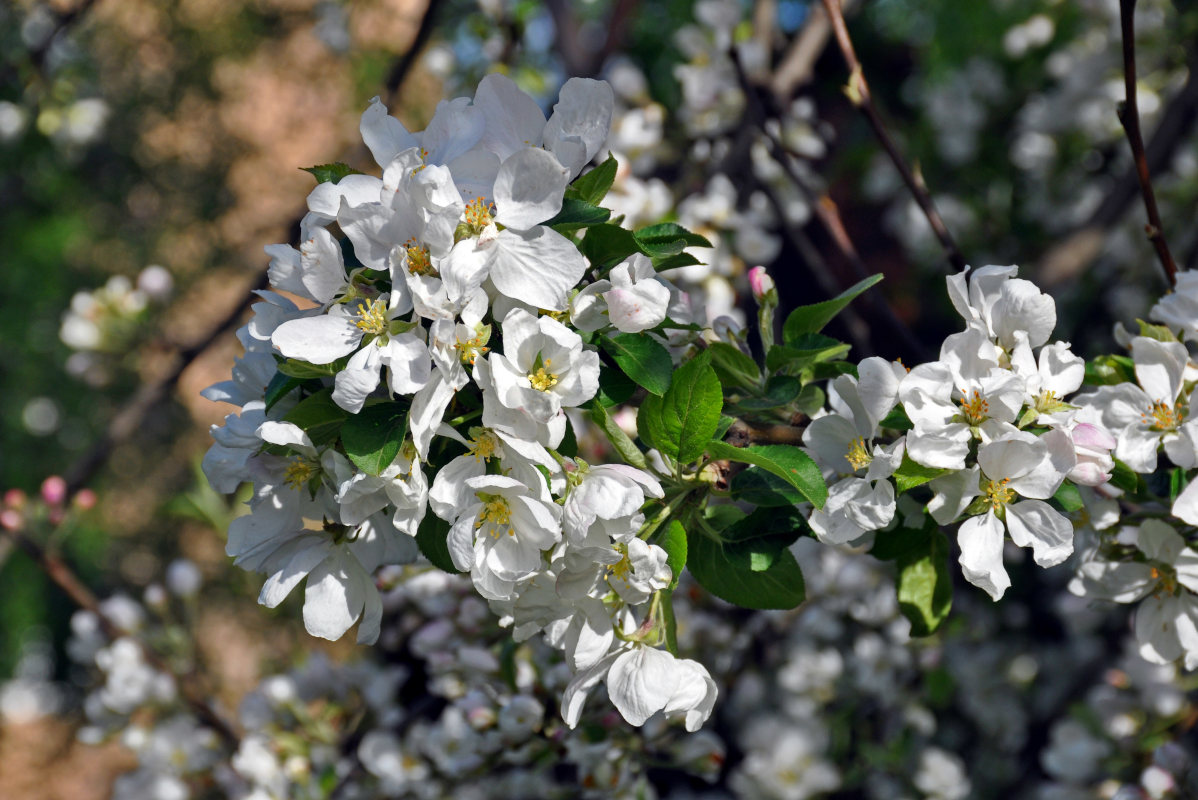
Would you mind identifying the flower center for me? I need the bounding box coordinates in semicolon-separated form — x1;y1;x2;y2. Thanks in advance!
1149;564;1179;596
404;239;437;277
468;429;499;461
957;389;990;425
283;456;320;491
455;334;489;365
606;542;632;582
1142;400;1184;432
528;363;559;392
463;197;495;234
845;437;873;471
355;298;388;336
475;492;514;537
983;478;1014;511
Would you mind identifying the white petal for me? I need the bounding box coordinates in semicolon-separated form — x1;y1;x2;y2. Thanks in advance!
488;226;587;311
606;647;678;727
473;73;546;161
332;345;384;413
361;96;420;168
381;333;431;395
542;78;614;178
493;147;570;230
1006;499;1074;567
272;314;362;364
302;552;366;641
957;511;1010;600
1132;336;1188;404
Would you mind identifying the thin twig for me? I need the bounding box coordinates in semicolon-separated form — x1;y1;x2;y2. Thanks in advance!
1117;0;1179;287
2;527;240;746
818;0;967;271
383;0;440;104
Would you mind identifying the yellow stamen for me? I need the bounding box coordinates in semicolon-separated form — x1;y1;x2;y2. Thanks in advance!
463;197;495;232
454;335;489;365
469;429;499;461
845;437;873;471
528;365;559;392
983;478;1014;511
1141;400;1184;432
405;239;436;277
606;542;632;582
355;298;388;336
958;390;990;424
283;456;319;491
475;493;514;537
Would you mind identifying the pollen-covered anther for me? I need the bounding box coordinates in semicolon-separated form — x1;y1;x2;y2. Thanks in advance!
606;542;631;581
463;196;495;230
354;298;389;336
283;457;319;491
1141;400;1184;432
528;362;559;392
958;390;991;424
468;430;499;461
475;493;514;537
404;239;436;276
845;437;873;471
454;336;489;365
983;477;1014;510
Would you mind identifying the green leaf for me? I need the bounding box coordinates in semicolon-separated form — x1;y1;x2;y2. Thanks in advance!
660;590;678;655
707;342;760;390
587;399;647;469
870;524;934;561
896;530;953;636
301;162;362;184
633;222;712;258
580;223;640;272
1137;318;1178;343
1052;481;1084;512
893;453;951;494
765;339;852;375
415;513;461;574
1109;458;1141;494
651;252;703;271
565;153;618;205
659;520;688;590
793;384;826;416
282;389;348;447
1084;354;1136;387
720;506;807;569
1171;467;1188;500
545;197;611;232
687;529;806;610
601;333;674;396
276;357;347;379
264;371;304;411
731;375;801;412
730;467;804;507
706;441;827;508
782;274;883;343
638;350;722;463
342;402;409;475
713;414;736;440
597;364;636;406
878;405;913;432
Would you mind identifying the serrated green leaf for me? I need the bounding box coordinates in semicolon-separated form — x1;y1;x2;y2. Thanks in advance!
580;223;640;272
730;467;804;507
659;520;688;590
707;342;760;390
896;530;953;636
342;402;409;475
415;513;462;574
302;162;362;184
720;506;806;569
633;222;712;258
706;441;827;508
651;252;703;271
282;389;348;447
687;529;806;610
893;453;951;494
601;333;673;396
597;364;636;406
566;153;618;205
732;375;801;412
587;399;646;469
765;338;852;374
1052;481;1084;512
637;350;722;463
546;197;611;232
782;274;883;343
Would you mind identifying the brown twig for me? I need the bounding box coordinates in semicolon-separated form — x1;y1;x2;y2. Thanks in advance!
818;0;967;272
1117;0;1179;288
382;0;440;105
3;527;240;746
545;0;640;78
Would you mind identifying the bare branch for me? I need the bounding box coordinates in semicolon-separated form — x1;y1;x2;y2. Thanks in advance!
383;0;440;104
1117;0;1179;287
818;0;967;271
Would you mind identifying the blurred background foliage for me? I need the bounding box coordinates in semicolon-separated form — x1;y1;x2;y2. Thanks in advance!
1;0;1197;792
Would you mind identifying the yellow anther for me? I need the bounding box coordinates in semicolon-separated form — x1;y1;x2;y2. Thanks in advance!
463;196;495;232
845;437;873;471
958;389;990;424
983;478;1014;510
405;239;436;277
1141;400;1184;432
355;298;389;336
606;543;632;582
528;366;559;392
469;429;499;461
283;456;319;491
454;335;489;365
475;493;514;537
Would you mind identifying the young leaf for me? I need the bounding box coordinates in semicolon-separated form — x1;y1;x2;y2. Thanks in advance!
893;453;951;494
587;399;647;469
565;153;618;205
896;530;953;636
638;350;722;463
651;252;703;271
302;163;362;184
687;529;806;610
707;342;760;390
276;357;347;379
264;371;304;411
633;222;712;258
580;223;640;272
341;401;409;475
658;520;688;590
545;197;611;232
782;274;883;343
282;389;348;447
415;513;462;574
601;333;673;396
1052;481;1084;512
706;441;827;508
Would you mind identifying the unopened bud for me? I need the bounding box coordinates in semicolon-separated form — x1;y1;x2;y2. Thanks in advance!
41;476;67;506
748;266;777;306
73;489;98;510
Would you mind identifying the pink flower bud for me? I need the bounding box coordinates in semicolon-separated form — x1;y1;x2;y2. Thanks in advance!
1068;422;1116;487
747;266;776;303
40;476;67;506
73;489;98;510
0;509;21;531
